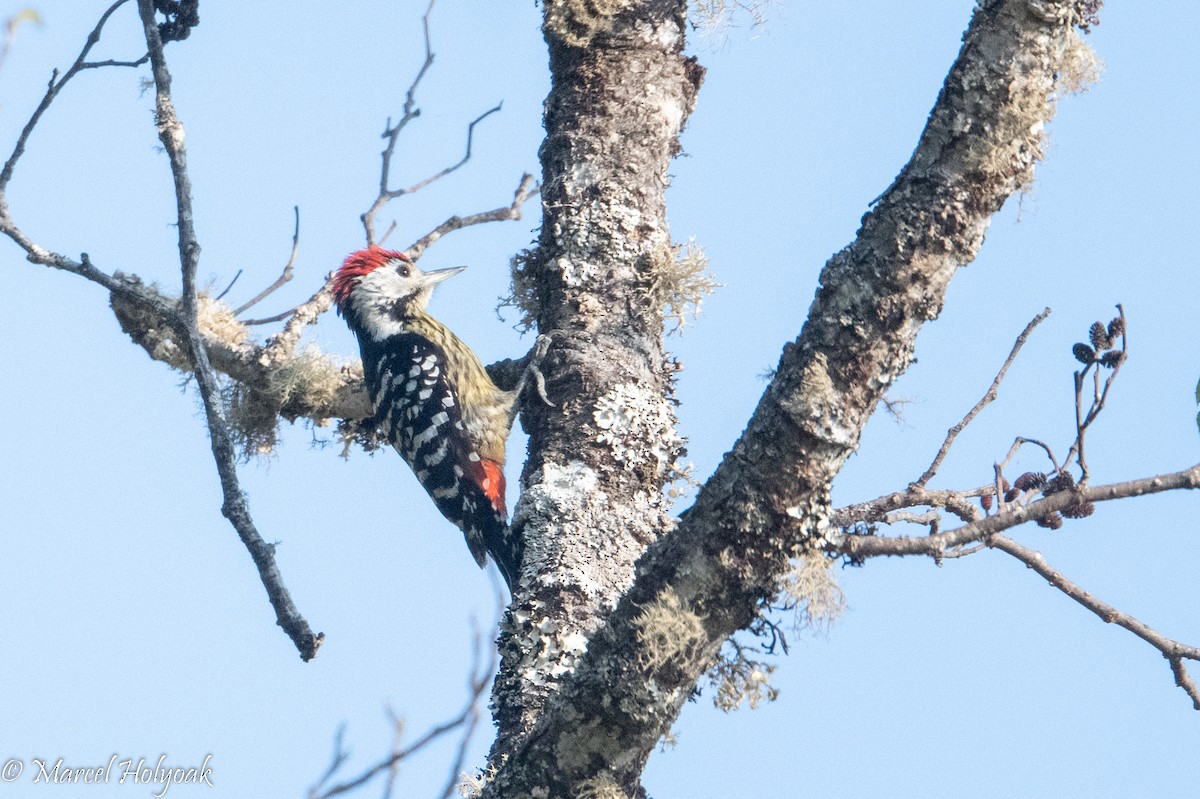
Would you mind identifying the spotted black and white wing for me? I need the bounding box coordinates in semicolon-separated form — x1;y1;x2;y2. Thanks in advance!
360;332;511;578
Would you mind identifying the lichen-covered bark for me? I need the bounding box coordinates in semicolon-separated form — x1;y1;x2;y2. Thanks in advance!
487;0;1100;795
488;0;703;767
110;281;373;424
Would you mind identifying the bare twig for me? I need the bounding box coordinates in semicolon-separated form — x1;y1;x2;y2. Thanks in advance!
0;0;144;194
308;627;496;799
252;172;539;364
881;509;940;530
136;0;322;661
233;205;300;315
359;0;505;244
1169;657;1200;711
406;103;502;195
996;436;1061;476
362;100;504;244
408;173;540;260
988;532;1200;709
80;55;149;69
937;543;986;559
830;464;1200;561
380;708;406;799
434;626;491;799
914;308;1051;487
832;484;987;529
1065;304;1127;483
992;462;1010;513
311;725;351;793
377;219;398;246
241;306;301;326
214;268;243;301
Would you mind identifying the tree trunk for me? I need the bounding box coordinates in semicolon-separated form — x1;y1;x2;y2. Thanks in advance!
489;0;702;765
487;0;1101;795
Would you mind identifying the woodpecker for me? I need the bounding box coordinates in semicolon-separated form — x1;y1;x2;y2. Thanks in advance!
332;246;546;590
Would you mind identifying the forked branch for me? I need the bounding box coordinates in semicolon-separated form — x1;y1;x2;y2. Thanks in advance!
408;173;539;260
826;305;1199;708
307;626;496;799
989;533;1200;710
359;0;505;245
0;0;146;194
913;308;1051;487
136;0;322;660
1065;304;1127;483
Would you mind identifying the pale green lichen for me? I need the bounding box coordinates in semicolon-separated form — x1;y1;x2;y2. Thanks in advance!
544;0;631;48
265;345;342;415
1056;26;1103;96
196;293;251;352
224;380;280;458
593;382;684;475
507;600;592;688
576;773;625;799
643;237;721;335
226;345;346;458
975;9;1103;188
780;549;846;633
690;0;774;40
500;248;539;333
632;587;707;673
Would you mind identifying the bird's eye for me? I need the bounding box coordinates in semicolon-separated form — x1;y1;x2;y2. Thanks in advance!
397;264;410;278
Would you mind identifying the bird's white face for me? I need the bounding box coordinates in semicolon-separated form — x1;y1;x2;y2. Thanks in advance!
343;255;465;341
348;257;418;340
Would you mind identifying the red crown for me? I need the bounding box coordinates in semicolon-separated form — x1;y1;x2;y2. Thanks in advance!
332;246;410;310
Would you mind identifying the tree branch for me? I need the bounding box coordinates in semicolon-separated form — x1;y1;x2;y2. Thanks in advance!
0;0;144;194
307;628;495;799
833;307;1131;559
233;205;300;315
359;0;504;245
407;173;539;261
831;484;987;530
135;0;322;661
988;532;1200;709
832;465;1200;560
489;2;1116;793
913;307;1051;487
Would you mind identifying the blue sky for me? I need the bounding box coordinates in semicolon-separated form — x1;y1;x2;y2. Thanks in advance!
1;2;1197;797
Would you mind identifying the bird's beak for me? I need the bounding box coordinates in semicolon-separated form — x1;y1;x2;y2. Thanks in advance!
421;266;466;288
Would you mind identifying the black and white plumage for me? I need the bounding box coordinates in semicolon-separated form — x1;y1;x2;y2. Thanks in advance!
333;245;525;588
